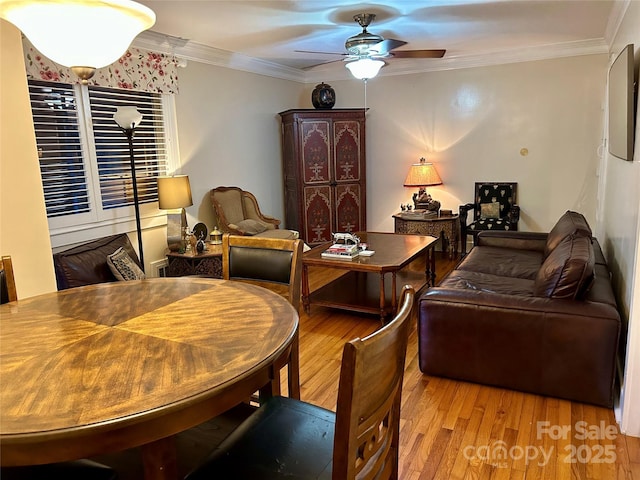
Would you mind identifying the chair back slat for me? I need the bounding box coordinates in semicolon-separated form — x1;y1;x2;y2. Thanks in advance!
0;255;17;304
333;285;415;479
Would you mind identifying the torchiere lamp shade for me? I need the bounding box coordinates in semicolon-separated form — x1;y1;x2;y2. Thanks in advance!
158;175;193;251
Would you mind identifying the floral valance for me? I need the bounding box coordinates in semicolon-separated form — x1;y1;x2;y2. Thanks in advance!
22;37;179;94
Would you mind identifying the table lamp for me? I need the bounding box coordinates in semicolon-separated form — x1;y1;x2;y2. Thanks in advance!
403;157;442;212
157;175;193;251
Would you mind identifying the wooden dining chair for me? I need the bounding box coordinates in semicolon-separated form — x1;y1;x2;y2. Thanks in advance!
185;285;415;480
222;233;304;399
0;255;17;304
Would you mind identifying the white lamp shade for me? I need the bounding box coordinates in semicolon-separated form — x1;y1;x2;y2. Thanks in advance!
345;58;384;80
157;175;193;210
0;0;155;69
114;106;143;129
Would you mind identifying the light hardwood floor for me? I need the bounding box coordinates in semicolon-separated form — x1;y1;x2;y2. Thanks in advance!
298;253;640;480
96;252;640;479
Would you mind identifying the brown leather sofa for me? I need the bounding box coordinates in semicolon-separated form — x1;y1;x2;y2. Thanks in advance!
418;211;620;407
53;234;142;290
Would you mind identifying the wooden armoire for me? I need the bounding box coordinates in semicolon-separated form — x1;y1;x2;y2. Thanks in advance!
279;109;366;245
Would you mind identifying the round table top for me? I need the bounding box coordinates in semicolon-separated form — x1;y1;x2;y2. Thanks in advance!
0;277;298;460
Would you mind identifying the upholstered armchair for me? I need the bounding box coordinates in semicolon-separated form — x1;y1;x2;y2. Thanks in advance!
211;186;281;236
459;182;520;254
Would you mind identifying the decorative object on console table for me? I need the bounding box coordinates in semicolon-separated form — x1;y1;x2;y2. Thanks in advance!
158;175;193;252
404;157;442;213
393;213;459;259
279;109;367;245
311;82;336;109
113;106;145;272
166;246;222;278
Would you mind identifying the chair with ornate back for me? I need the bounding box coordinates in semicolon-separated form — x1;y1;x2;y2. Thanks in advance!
185;285;415;480
459;182;520;254
222;234;304;399
1;259;117;479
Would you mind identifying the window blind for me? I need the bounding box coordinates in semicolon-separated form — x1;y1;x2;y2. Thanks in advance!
28;80;169;224
28;81;91;218
88;86;167;210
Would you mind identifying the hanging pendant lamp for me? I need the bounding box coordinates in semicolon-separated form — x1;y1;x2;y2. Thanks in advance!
0;0;155;82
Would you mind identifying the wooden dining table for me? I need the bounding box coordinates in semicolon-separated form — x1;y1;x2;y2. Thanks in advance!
0;277;299;479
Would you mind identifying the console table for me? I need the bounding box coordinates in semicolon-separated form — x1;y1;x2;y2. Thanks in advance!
393;213;459;259
166;245;222;278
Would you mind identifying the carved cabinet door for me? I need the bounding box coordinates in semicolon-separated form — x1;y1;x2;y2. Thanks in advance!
280;109;366;245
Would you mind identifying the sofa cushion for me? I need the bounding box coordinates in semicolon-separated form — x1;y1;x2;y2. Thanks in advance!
439;270;535;296
534;234;594;299
107;247;146;281
544;210;592;258
457;245;543;280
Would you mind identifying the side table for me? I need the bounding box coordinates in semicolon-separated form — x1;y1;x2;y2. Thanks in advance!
393;213;459;259
166;244;223;278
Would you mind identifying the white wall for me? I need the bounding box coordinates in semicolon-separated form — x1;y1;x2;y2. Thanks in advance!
601;0;640;437
314;55;607;234
0;20;57;298
174;61;304;232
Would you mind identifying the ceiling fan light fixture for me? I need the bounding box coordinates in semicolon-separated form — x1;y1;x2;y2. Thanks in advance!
0;0;155;80
346;58;384;80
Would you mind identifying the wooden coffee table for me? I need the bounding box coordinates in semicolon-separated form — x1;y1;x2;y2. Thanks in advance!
302;232;437;319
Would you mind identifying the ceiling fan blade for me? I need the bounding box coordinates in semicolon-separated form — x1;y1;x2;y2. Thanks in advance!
371;38;407;55
295;49;347;57
391;49;446;59
303;58;346;70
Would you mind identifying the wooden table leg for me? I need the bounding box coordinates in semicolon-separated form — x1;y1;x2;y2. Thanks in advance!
391;271;397;312
379;272;386;320
302;264;310;314
141;436;177;480
429;246;436;286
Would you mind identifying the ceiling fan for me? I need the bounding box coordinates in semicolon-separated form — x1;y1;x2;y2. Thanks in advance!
298;13;445;75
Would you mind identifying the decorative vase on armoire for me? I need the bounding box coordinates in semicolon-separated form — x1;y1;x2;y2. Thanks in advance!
278;109;367;245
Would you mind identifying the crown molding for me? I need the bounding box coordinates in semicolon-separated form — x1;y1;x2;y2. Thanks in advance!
604;0;630;47
133;30;305;82
135;30;609;85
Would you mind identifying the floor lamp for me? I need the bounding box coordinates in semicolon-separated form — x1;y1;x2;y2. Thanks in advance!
114;106;145;271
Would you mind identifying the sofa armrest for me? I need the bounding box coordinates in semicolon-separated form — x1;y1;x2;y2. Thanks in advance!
476;231;548;251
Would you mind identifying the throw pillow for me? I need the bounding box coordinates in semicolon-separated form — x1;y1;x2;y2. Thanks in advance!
107;247;145;281
236;219;268;235
544;210;592;258
534;234;594;299
480;202;501;219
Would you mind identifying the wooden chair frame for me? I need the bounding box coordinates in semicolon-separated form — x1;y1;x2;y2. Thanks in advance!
185;285;415;480
333;285;414;479
222;234;303;399
1;255;17;304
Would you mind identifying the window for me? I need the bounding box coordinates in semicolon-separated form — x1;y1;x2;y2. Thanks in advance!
27;79;177;245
